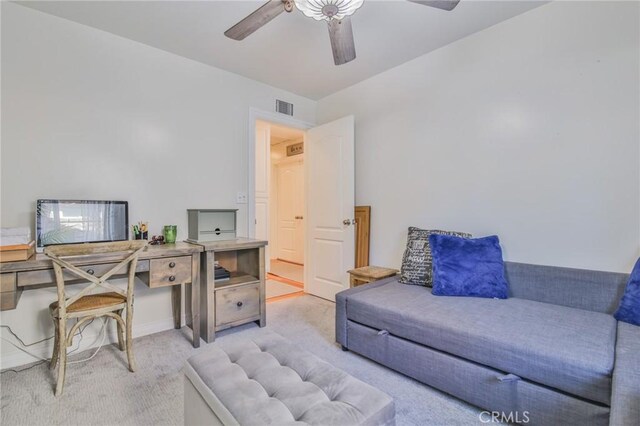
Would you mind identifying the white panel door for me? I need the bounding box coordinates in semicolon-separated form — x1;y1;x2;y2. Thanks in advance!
305;116;355;301
254;122;271;270
277;161;304;264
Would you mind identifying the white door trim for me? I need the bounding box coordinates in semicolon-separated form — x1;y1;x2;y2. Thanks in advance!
247;108;313;241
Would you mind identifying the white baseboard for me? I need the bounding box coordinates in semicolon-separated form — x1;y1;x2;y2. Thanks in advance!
0;315;186;370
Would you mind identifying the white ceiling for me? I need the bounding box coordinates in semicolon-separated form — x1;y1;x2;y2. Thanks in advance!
17;0;547;100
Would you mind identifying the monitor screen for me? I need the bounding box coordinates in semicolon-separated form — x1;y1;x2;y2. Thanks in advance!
36;200;128;249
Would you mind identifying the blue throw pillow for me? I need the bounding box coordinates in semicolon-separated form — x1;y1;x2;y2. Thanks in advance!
430;234;508;299
614;258;640;326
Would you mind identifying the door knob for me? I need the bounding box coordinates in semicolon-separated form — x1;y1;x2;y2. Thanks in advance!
295;216;304;220
343;219;352;225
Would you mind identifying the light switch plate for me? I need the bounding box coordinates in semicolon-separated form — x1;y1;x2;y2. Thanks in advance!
236;192;247;204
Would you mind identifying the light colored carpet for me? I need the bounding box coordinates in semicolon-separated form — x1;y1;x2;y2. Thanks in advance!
266;279;302;299
0;295;481;426
270;259;304;283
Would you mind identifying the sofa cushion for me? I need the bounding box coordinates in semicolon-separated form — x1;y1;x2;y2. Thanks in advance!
399;227;471;286
430;234;508;299
345;280;616;405
614;258;640;326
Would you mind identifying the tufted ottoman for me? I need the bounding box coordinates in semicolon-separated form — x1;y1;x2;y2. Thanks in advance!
184;333;395;425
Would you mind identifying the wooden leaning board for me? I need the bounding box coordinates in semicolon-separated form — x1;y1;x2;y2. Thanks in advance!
355;206;371;268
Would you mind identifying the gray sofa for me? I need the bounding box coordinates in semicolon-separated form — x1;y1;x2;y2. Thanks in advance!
336;261;640;425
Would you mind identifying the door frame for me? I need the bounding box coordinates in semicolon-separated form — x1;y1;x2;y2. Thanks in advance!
247;108;313;241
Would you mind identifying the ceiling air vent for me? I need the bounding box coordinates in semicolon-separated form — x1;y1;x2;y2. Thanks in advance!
276;99;294;116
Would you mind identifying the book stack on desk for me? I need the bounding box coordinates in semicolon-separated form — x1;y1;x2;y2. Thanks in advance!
0;227;35;263
214;265;230;282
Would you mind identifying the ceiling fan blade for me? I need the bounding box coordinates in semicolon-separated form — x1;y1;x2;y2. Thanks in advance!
407;0;461;11
328;18;356;66
224;0;286;41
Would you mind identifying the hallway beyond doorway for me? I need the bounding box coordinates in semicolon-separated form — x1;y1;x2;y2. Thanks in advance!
270;259;304;284
267;260;304;301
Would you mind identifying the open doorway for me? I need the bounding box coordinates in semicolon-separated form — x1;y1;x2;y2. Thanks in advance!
251;112;355;302
255;120;305;301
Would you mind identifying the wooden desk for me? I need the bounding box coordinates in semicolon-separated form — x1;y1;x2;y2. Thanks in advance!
0;242;203;348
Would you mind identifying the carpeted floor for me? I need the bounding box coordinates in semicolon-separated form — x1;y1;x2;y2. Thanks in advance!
1;295;481;426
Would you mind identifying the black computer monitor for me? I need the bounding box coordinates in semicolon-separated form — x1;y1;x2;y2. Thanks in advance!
36;199;128;250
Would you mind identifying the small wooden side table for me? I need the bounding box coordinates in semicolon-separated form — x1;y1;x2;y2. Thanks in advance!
348;266;399;287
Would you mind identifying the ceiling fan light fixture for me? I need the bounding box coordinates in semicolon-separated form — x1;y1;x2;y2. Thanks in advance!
294;0;364;21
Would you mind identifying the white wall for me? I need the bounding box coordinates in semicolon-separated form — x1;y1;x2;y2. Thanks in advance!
0;3;315;367
317;1;640;273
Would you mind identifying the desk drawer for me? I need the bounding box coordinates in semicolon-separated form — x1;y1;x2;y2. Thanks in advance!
149;256;191;288
17;260;149;287
215;283;259;327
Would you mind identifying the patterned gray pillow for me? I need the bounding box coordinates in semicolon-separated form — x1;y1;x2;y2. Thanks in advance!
399;227;472;286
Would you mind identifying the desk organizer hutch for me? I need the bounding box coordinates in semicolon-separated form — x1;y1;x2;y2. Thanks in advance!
194;238;267;343
186;209;237;243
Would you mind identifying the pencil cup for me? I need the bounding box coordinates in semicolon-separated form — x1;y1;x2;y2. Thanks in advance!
163;225;177;244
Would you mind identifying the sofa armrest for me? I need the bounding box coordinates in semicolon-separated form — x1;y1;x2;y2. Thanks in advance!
335;277;398;347
610;322;640;426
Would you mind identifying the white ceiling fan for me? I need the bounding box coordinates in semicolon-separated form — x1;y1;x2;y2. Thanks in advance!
224;0;461;66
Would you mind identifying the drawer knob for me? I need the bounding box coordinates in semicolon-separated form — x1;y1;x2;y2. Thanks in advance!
87;269;95;275
236;301;243;308
169;275;176;282
169;262;176;268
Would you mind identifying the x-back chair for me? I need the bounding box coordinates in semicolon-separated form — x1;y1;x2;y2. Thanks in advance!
44;240;148;396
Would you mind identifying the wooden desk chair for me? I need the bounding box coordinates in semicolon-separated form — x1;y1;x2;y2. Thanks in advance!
44;240;147;396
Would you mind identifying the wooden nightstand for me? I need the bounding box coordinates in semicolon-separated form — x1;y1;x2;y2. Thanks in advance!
348;266;399;287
